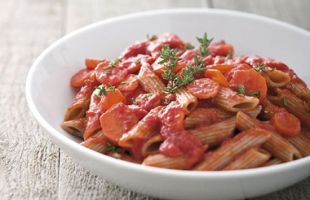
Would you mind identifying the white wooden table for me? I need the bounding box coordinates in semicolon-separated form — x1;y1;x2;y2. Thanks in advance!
0;0;309;199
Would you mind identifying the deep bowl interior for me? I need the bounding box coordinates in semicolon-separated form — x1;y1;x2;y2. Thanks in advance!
26;9;310;200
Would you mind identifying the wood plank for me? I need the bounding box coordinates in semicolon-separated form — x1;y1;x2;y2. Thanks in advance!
211;0;310;30
0;0;65;199
210;1;310;200
58;1;208;199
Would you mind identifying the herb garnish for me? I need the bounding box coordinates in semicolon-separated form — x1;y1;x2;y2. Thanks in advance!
106;143;123;153
282;96;288;107
94;85;115;96
185;43;195;50
197;32;213;57
146;34;158;41
105;70;112;75
226;51;233;59
110;58;120;68
254;64;268;73
237;85;246;95
248;90;261;98
160;45;205;93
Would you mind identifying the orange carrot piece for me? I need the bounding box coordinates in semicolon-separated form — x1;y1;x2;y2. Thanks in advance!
229;69;267;100
204;69;229;87
271;111;301;137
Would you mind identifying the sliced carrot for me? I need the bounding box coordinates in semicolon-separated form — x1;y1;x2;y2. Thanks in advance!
186;78;220;99
229;69;267;100
152;57;186;75
271;111;301;137
117;74;139;92
70;68;93;88
101;88;126;111
85;58;109;70
100;103;140;143
207;64;234;74
204;69;229;87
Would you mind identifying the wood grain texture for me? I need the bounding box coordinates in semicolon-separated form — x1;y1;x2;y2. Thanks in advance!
0;0;309;199
211;0;310;30
0;0;65;199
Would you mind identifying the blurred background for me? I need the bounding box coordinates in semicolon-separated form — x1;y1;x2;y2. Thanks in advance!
0;0;309;199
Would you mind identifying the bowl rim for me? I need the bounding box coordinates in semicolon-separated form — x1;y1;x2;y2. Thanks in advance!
25;8;310;178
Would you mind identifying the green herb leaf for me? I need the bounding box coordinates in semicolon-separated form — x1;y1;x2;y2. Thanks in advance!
254;64;268;73
226;51;233;59
94;85;115;96
237;85;246;95
282;96;288;107
110;58;120;68
106;143;123;153
105;70;112;75
248;90;261;98
197;32;213;57
185;43;195;50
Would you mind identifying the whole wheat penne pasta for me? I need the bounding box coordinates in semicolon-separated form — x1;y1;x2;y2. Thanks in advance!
245;105;262;118
107;152;138;163
263;132;301;161
190;117;236;145
64;81;96;121
184;108;233;128
288;132;310;157
236;111;257;131
175;87;198;114
286;79;310;100
262;158;283;167
119;106;163;148
142;135;163;157
194;128;271;171
81;131;108;153
223;148;271;170
263;69;291;88
269;89;310;127
138;65;165;93
214;87;259;112
143;154;191;170
235;112;301;161
61;118;86;138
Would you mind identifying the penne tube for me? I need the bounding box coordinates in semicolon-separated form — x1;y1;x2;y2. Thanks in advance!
190;117;236;145
263;132;301;161
81;131;109;153
246;105;262;118
141;135;163;157
138;65;165;94
61;118;86;138
64;81;96;121
269;89;310;127
288;132;310;157
107;152;138;163
194;128;271;171
223;148;271;170
235;111;257;131
263;69;291;88
286;79;310;100
118;106;163;148
142;154;191;170
175;87;198;114
184;107;233;128
235;112;301;161
262;158;283;167
214;87;259;112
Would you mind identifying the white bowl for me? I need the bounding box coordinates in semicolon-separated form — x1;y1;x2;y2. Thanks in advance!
26;9;310;200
